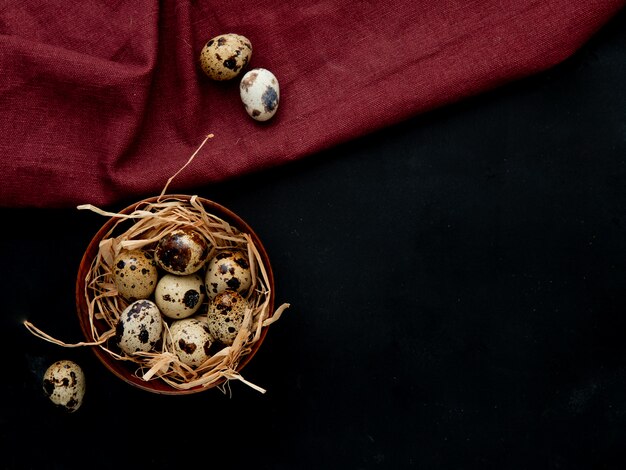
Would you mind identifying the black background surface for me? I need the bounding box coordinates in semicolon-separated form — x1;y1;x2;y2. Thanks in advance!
1;10;626;470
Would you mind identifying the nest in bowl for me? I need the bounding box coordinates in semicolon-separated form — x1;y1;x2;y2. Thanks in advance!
26;194;287;394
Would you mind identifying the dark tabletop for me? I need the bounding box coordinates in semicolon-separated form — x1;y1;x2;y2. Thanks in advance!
2;10;626;470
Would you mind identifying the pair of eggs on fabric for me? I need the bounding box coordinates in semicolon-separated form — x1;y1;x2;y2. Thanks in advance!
198;33;280;122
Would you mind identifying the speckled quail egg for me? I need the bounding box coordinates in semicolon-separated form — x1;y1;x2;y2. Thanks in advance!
116;300;164;355
200;33;252;81
112;249;158;300
42;360;86;412
170;317;213;367
155;228;210;275
155;273;206;319
240;68;280;121
207;290;249;345
205;250;252;299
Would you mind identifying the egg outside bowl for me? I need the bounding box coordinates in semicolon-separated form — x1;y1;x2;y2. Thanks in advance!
75;195;275;395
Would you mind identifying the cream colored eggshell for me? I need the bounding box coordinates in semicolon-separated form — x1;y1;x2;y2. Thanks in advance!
207;290;248;345
42;360;86;412
155;273;205;319
155;228;210;275
200;33;252;81
240;68;280;121
204;250;252;299
112;250;158;300
170;317;213;367
116;300;164;355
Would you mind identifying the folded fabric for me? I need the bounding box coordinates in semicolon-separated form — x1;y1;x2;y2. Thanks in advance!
0;0;623;208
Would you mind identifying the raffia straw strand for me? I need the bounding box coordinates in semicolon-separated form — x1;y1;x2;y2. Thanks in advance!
159;134;214;199
223;370;267;394
23;320;114;347
263;302;290;327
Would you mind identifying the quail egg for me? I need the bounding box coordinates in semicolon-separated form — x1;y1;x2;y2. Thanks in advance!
207;290;249;345
116;300;164;355
240;68;280;121
170;317;213;367
112;249;158;300
205;250;252;298
199;33;252;81
42;360;86;412
155;273;206;319
155;228;210;275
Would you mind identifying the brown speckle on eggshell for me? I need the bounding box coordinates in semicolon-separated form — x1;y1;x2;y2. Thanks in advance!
112;249;158;300
170;317;213;367
207;290;248;345
155;228;210;275
155;273;206;319
204;249;252;299
200;33;252;81
240;68;280;121
116;300;164;355
42;360;86;413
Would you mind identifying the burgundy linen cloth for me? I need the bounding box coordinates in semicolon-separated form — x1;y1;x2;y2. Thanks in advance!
0;1;623;208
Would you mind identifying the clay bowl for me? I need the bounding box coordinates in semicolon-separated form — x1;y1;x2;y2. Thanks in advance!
75;195;275;395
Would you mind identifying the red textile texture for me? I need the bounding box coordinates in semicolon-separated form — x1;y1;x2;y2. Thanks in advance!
0;1;624;208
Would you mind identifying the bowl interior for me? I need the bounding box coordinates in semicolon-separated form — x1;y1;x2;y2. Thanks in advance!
75;195;275;395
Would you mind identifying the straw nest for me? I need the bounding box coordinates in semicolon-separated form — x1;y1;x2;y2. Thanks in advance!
26;194;288;393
